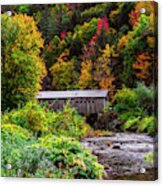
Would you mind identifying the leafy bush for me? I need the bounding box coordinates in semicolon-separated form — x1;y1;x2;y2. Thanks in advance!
1;124;35;177
134;83;155;115
115;87;138;112
138;116;157;136
124;117;140;131
49;102;90;139
112;84;156;135
114;87;143;120
2;134;106;179
1;124;30;139
144;152;157;165
124;116;157;136
37;135;106;179
114;84;155;119
2;101;90;139
2;101;52;136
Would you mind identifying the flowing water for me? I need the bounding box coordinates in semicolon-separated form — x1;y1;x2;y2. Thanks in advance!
81;133;158;180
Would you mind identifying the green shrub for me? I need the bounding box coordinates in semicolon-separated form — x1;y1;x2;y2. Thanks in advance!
123;116;157;136
1;124;30;139
2;101;90;139
115;87;138;112
114;87;143;120
138;116;157;136
1;124;35;177
37;135;106;179
124;117;140;131
49;102;90;139
2;135;106;179
144;152;157;165
2;101;53;135
113;84;156;135
114;84;155;120
134;83;155;115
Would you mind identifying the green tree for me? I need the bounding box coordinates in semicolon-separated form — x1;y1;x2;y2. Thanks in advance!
1;14;46;111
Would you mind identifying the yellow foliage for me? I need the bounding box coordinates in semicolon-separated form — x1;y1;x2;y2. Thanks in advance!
118;35;129;50
109;9;119;23
50;50;79;90
79;59;94;89
147;36;155;48
94;44;116;95
99;77;115;89
12;14;44;55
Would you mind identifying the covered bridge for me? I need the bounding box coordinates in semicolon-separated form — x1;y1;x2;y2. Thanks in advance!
36;90;109;114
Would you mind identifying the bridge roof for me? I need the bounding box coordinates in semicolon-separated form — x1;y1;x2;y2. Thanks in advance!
36;90;108;99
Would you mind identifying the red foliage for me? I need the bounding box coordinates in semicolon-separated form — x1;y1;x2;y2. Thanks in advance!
130;10;140;26
90;35;97;46
60;30;67;39
90;16;109;46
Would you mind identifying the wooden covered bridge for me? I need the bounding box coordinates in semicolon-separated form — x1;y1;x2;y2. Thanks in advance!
36;90;109;114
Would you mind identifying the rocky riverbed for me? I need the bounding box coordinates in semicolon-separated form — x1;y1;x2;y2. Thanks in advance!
81;133;158;180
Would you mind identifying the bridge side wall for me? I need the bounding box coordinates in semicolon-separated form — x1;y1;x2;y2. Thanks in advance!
39;97;107;114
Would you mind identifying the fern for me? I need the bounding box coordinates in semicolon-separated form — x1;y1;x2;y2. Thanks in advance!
124;117;140;130
138;116;156;135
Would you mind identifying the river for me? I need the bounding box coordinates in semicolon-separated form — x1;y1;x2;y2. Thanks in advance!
81;133;158;180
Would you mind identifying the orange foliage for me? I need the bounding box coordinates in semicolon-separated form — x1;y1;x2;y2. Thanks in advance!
132;53;153;83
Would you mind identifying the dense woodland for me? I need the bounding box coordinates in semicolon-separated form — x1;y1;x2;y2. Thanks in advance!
1;2;158;179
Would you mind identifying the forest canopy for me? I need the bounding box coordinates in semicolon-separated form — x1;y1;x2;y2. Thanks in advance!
1;2;158;109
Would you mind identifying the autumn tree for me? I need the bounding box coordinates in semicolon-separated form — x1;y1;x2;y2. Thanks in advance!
1;14;46;111
132;53;156;86
50;50;79;90
79;44;117;98
95;44;117;99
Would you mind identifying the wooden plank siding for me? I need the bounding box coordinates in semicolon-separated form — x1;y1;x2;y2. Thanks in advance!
36;90;109;114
